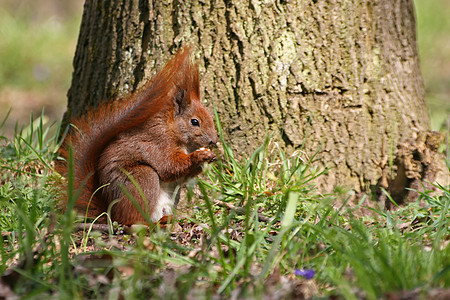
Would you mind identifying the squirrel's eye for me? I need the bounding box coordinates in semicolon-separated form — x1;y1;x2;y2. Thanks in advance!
191;119;200;127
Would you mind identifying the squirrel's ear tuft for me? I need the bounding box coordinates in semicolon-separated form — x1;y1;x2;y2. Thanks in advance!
174;89;187;116
139;46;200;112
174;46;200;103
161;46;200;103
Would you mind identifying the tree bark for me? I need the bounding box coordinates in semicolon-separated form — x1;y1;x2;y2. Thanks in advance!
65;0;436;195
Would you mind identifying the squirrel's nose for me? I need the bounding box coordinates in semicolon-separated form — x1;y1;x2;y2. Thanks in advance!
209;136;217;148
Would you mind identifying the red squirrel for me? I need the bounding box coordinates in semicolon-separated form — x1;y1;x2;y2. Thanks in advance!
57;47;217;225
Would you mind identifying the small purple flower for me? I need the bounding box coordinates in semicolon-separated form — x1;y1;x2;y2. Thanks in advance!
294;268;315;279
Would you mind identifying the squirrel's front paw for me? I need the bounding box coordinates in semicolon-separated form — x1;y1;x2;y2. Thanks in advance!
192;147;217;163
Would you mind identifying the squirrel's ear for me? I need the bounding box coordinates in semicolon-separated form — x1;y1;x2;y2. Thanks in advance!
174;89;187;116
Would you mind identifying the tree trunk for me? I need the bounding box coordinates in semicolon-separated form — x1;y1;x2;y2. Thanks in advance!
65;0;439;197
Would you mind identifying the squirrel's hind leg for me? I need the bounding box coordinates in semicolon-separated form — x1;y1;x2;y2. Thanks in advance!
110;165;160;225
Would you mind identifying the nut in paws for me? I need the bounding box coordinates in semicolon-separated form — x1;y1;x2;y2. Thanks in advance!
194;148;216;163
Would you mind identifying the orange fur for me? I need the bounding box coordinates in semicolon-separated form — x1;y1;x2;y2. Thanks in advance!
57;47;217;225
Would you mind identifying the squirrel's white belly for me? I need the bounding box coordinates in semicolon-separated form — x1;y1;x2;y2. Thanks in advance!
151;181;181;222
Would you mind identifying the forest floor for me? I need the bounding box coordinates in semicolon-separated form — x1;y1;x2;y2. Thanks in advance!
0;120;449;298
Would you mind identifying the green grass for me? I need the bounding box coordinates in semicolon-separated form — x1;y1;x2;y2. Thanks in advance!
1;112;448;299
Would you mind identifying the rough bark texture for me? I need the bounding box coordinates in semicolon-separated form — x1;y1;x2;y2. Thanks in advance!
66;0;441;195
